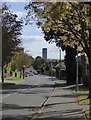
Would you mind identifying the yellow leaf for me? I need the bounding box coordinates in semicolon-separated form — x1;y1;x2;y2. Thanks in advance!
75;24;81;31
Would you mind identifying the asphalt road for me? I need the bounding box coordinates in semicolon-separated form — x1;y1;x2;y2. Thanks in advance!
1;75;55;120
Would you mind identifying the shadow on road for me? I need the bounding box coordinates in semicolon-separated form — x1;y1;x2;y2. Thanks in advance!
45;101;76;107
2;84;33;90
1;83;55;95
33;117;83;120
33;107;83;120
2;82;55;90
2;103;40;110
2;115;31;120
2;108;84;120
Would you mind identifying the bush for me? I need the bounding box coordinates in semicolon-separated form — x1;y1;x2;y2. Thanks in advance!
49;68;56;76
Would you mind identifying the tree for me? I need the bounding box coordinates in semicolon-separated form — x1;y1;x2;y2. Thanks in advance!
25;2;78;84
2;3;23;82
64;46;77;84
33;56;48;71
16;52;33;71
25;2;91;97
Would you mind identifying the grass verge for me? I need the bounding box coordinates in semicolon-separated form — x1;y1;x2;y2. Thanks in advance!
73;85;90;119
75;85;89;105
83;110;91;119
77;95;89;105
72;85;89;94
0;82;15;87
7;76;27;80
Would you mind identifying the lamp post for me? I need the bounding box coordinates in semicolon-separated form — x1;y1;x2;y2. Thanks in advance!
76;49;79;91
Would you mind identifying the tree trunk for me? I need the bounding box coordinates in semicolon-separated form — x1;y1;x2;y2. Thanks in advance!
65;46;77;85
88;57;91;98
88;3;91;120
2;61;4;83
81;53;87;86
88;2;91;98
88;57;91;120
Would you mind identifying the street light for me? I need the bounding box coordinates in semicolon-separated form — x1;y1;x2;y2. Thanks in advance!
76;46;79;91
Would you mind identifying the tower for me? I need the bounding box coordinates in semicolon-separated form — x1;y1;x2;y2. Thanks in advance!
42;48;47;59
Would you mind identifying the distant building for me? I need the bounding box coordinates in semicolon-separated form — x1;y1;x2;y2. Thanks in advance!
42;48;47;59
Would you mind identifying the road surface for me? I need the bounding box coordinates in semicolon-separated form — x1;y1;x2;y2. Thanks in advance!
1;75;55;120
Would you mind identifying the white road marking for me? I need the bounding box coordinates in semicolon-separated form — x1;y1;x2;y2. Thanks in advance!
2;94;12;99
2;80;41;99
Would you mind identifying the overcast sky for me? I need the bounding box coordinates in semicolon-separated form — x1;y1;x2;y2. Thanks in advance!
1;1;65;60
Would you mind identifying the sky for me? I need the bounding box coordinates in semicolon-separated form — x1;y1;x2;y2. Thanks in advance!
1;1;65;60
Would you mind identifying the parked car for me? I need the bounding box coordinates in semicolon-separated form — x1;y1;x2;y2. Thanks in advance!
29;72;34;76
25;71;34;77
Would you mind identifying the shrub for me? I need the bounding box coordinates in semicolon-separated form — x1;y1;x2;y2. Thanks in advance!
49;68;56;76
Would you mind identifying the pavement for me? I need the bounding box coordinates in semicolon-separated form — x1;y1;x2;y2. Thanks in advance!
1;76;89;120
32;78;89;120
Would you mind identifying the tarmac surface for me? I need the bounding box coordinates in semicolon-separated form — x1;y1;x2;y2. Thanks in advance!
1;75;89;120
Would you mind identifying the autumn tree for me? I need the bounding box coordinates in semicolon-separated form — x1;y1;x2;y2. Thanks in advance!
25;2;78;85
16;51;33;71
2;3;23;82
25;2;91;96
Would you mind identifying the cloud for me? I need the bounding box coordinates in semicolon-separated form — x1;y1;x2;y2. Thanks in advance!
14;11;26;19
21;35;65;59
21;35;44;43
